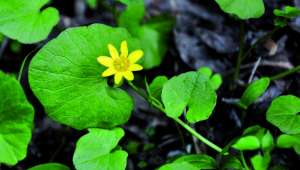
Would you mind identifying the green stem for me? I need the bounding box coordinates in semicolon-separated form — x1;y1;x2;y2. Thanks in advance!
173;117;223;153
270;65;300;81
127;81;224;153
240;152;250;170
234;22;245;82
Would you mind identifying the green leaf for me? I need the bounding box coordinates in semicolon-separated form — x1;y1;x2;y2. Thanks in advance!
0;0;59;44
149;76;168;100
118;0;174;69
240;77;270;109
28;163;70;170
174;154;216;169
73;128;128;170
250;153;271;170
86;0;97;9
161;71;217;123
266;95;300;134
232;125;274;151
232;136;260;150
215;0;265;20
158;162;199;170
220;155;243;170
277;134;300;155
198;67;223;90
0;71;34;165
274;6;300;19
29;24;139;130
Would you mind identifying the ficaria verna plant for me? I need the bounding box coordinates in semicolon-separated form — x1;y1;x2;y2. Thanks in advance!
1;0;300;170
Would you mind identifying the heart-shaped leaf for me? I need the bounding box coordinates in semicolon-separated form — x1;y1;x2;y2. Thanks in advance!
198;67;222;90
29;24;139;130
162;71;217;123
0;0;59;43
215;0;265;20
266;95;300;134
73;128;127;170
0;71;34;165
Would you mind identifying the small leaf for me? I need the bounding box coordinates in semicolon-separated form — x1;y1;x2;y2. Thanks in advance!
0;71;34;165
118;0;174;69
174;154;216;169
240;77;270;109
266;95;300;134
162;71;217;123
220;155;243;170
28;163;70;170
73;128;128;170
0;0;59;43
158;162;198;170
250;153;271;170
215;0;265;20
232;125;274;151
198;67;222;90
86;0;97;9
29;24;139;130
149;76;168;100
232;136;260;150
277;134;300;155
274;6;300;19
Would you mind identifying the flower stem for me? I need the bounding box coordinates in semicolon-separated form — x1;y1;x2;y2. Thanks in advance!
127;81;224;153
270;64;300;81
173;117;223;153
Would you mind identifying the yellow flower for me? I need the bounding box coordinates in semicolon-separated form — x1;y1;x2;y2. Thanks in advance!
97;40;144;84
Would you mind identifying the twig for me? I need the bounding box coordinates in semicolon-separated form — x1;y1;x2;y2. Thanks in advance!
248;56;261;83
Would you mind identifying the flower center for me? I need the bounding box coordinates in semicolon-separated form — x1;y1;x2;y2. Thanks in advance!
113;57;130;72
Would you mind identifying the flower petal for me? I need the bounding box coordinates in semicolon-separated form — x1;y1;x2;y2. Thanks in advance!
114;73;123;84
129;64;143;71
123;71;134;81
108;44;119;59
97;56;113;67
120;40;128;58
102;67;116;77
128;50;143;63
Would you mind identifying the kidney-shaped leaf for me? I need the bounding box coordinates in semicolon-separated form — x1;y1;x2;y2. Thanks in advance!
0;0;59;44
162;71;217;123
267;95;300;134
28;163;70;170
215;0;265;20
0;71;34;166
73;128;127;170
29;24;139;130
